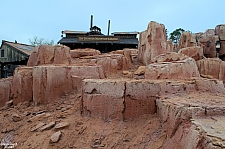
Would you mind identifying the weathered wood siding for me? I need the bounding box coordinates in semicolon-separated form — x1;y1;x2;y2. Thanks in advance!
0;44;29;63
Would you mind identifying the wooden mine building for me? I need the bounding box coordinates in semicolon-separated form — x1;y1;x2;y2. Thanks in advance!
0;40;33;78
58;15;139;52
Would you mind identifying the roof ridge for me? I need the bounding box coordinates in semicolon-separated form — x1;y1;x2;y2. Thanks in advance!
2;40;34;47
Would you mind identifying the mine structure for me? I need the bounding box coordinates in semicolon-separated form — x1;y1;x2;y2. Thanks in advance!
58;15;139;52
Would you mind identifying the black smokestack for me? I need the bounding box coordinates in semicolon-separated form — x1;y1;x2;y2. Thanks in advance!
90;15;93;28
108;20;110;35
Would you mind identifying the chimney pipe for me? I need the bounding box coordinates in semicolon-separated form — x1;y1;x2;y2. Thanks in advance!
90;15;93;29
108;20;110;35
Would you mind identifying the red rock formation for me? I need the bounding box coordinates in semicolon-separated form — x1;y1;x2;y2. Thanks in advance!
33;65;105;105
178;46;204;61
79;54;130;76
178;31;199;49
27;45;71;66
198;30;218;58
82;78;224;120
11;67;33;105
166;40;173;53
157;93;225;142
196;58;225;83
215;24;225;40
70;48;100;58
138;21;170;64
82;79;125;121
0;77;12;107
215;24;225;58
145;52;200;79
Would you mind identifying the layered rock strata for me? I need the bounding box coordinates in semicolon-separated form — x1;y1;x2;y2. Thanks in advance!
145;52;200;79
138;21;172;64
27;45;71;66
82;78;224;121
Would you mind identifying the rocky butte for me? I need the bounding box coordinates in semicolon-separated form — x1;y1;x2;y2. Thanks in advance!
0;21;225;149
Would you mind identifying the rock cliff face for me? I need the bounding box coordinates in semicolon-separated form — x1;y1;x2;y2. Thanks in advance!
33;65;105;105
0;77;12;107
178;31;199;49
11;67;33;105
157;93;225;148
198;30;218;58
82;78;224;121
82;79;125;121
215;24;225;58
138;21;171;64
178;46;204;61
215;24;225;40
145;52;200;79
196;58;225;83
27;45;71;66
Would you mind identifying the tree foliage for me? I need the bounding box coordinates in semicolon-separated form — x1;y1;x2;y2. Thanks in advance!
29;36;54;46
169;28;185;43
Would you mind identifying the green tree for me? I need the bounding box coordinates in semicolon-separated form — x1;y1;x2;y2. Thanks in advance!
29;36;54;46
169;28;185;43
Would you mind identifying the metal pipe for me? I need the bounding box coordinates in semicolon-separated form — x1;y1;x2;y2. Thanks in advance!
90;15;93;28
108;20;110;35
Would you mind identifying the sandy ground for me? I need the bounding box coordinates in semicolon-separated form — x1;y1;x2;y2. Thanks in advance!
0;92;166;149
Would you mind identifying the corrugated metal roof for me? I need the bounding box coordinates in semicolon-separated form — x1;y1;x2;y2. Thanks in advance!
112;32;139;35
62;30;88;34
1;40;34;56
6;42;34;56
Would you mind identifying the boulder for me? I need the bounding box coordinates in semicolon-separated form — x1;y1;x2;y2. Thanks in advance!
138;21;170;64
178;46;204;61
82;79;125;121
50;131;62;143
157;93;225;138
27;45;71;66
70;48;100;58
196;58;225;83
54;122;70;130
40;121;56;131
215;24;225;57
145;52;200;79
178;31;199;49
31;122;46;132
0;77;12;107
33;65;105;105
11;67;33;105
134;66;146;75
80;54;129;76
215;24;225;40
198;30;218;58
123;49;132;70
12;113;21;122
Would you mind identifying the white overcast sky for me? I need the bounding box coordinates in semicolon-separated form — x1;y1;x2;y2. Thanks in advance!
0;0;225;44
